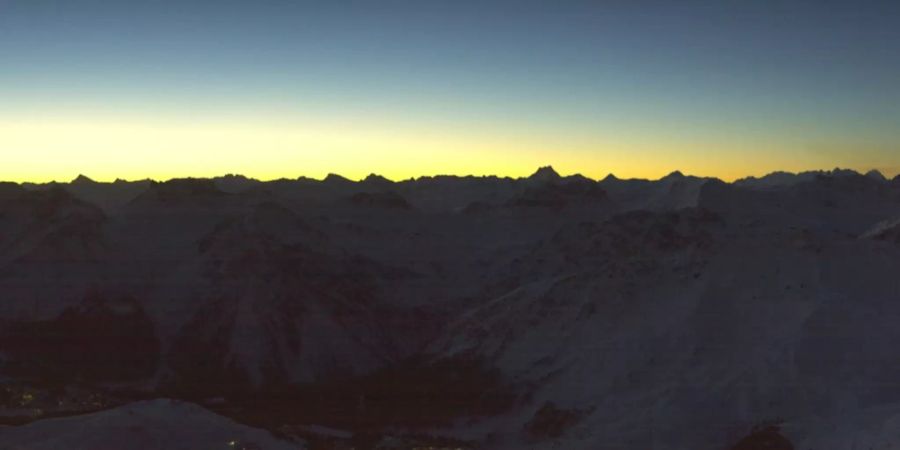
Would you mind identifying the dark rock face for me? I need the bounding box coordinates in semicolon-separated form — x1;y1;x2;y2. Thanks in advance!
0;187;108;262
528;166;563;183
131;178;227;206
3;187;103;222
0;290;159;383
165;297;255;397
348;191;412;209
539;208;722;268
164;207;399;393
524;402;588;441
865;221;900;244
730;426;794;450
0;182;25;202
460;200;493;214
225;355;515;431
507;179;607;209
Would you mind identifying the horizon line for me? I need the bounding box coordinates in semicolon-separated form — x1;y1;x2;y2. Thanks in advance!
4;165;896;186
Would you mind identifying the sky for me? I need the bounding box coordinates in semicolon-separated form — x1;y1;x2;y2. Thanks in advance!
1;0;899;182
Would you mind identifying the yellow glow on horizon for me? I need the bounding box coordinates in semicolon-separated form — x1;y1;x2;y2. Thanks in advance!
0;117;571;182
0;116;895;183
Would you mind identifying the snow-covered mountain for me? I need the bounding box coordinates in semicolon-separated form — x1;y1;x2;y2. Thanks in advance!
3;167;900;449
0;399;303;449
165;202;399;391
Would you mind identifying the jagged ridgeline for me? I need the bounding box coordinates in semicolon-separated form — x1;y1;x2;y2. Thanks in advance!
2;167;900;449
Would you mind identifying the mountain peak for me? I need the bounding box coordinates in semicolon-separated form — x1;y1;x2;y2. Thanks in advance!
0;182;25;201
528;166;561;182
662;170;685;180
866;169;887;181
828;168;860;178
363;173;392;184
71;174;96;185
323;173;353;184
219;174;250;181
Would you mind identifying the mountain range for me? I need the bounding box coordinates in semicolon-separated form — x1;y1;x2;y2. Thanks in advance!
3;166;900;449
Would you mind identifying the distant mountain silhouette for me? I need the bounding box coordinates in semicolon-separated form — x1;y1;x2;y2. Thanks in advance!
527;165;562;183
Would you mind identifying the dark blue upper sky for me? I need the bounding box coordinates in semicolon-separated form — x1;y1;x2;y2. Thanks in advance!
1;0;899;181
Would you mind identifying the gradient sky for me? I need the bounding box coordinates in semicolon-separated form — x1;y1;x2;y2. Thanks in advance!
1;0;899;182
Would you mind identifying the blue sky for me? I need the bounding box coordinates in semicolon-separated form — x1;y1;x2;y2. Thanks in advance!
1;0;898;181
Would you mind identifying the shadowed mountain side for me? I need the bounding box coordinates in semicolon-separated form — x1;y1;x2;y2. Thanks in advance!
0;289;159;383
18;175;151;213
2;166;900;449
165;203;403;392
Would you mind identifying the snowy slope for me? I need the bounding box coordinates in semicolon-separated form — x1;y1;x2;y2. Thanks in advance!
432;204;900;448
2;167;900;449
0;399;303;450
164;202;398;388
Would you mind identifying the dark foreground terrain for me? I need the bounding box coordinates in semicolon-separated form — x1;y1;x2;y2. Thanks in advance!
2;167;900;449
